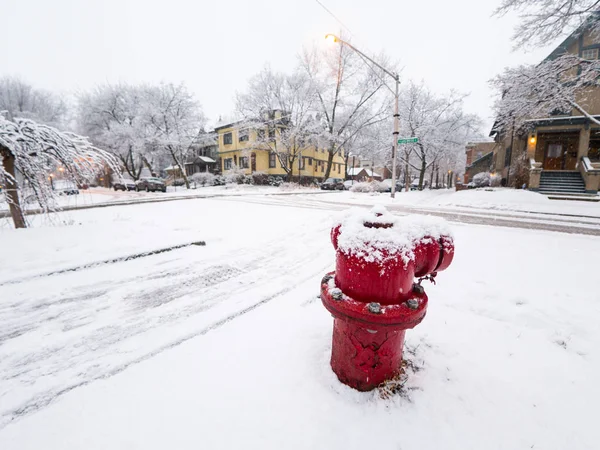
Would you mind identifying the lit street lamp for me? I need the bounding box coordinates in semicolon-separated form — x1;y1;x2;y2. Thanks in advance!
325;34;401;198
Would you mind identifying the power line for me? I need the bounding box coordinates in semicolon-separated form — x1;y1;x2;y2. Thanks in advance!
315;0;354;37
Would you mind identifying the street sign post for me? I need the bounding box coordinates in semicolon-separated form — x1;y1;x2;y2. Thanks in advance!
398;137;419;144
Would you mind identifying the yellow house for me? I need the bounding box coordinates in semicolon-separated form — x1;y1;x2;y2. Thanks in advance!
215;112;346;181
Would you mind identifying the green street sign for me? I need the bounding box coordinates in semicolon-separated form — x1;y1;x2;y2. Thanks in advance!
398;137;419;144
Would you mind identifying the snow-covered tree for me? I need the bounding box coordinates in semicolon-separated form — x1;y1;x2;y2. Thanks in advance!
77;84;156;181
78;82;205;188
0;114;118;228
0;76;67;126
143;83;206;189
491;54;600;132
300;40;392;179
495;0;600;48
236;66;320;180
393;82;481;190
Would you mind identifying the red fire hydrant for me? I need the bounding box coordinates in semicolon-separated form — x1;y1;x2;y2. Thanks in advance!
321;206;454;391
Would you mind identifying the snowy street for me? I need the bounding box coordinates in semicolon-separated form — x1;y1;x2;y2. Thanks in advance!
1;195;600;449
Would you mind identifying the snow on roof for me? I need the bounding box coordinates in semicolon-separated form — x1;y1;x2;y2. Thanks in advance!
163;165;181;171
334;206;453;264
347;167;374;176
198;156;216;163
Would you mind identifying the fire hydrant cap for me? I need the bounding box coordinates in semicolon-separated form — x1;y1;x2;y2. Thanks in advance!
332;206;454;266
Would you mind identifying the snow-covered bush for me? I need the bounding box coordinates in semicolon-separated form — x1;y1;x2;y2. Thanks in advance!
224;165;246;184
243;174;254;185
213;175;226;186
252;171;269;185
472;172;491;188
350;182;374;193
172;178;185;187
370;181;382;192
268;175;284;187
191;172;215;187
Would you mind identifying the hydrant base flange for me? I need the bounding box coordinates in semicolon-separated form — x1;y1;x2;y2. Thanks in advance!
321;272;428;391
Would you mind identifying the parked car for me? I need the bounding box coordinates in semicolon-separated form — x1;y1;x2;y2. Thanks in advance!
343;180;354;190
53;180;79;195
378;179;403;193
136;177;167;192
113;179;136;191
320;178;345;190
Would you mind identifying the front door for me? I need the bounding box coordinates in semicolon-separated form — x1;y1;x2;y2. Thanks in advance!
540;132;579;170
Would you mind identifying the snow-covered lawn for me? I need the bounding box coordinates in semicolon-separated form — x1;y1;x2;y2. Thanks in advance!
0;197;599;449
319;187;600;217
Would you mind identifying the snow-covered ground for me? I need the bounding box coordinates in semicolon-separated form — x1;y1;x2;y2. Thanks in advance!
320;187;600;217
1;196;599;449
0;185;320;214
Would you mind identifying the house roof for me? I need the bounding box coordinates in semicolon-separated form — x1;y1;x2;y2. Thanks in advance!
347;167;374;176
466;150;493;169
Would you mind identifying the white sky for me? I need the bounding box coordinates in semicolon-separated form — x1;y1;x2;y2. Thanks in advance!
1;0;563;133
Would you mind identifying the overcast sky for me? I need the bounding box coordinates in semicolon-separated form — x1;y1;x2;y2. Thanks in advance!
1;0;563;133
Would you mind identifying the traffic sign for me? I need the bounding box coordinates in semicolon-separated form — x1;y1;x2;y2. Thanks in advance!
398;137;418;144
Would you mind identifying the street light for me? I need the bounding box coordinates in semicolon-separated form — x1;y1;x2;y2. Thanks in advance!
325;33;401;198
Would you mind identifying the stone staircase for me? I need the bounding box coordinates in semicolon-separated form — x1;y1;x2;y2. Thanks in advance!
538;171;586;195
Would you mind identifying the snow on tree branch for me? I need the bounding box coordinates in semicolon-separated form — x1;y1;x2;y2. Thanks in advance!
0;115;119;222
495;0;600;48
491;54;600;134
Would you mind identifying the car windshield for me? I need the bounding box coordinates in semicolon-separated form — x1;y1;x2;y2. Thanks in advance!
325;178;339;183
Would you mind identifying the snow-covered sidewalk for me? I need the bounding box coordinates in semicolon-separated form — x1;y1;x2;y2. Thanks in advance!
318;188;600;218
1;197;599;449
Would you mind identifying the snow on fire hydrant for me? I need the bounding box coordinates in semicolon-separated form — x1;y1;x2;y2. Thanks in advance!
320;206;454;391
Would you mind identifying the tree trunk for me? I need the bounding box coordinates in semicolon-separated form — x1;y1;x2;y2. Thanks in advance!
418;157;426;190
405;159;410;192
435;166;439;188
324;148;335;180
429;162;435;189
168;146;190;189
142;156;155;177
1;146;26;229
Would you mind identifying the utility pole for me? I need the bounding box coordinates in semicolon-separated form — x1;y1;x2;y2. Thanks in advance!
326;34;400;198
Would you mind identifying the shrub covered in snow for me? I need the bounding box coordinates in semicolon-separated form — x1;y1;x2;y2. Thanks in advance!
190;172;216;187
268;175;284;187
224;166;246;184
350;182;374;193
252;171;269;185
472;172;491;188
349;181;382;193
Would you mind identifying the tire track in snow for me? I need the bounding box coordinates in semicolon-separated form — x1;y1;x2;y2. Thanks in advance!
0;260;330;430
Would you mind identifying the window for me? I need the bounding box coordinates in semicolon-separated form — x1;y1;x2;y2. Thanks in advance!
300;157;305;170
582;48;599;60
224;158;233;170
268;128;276;141
337;163;341;173
280;154;288;168
547;144;563;158
234;155;238;166
239;156;249;168
239;130;249;142
257;129;265;141
308;158;312;166
223;132;232;145
269;152;277;168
